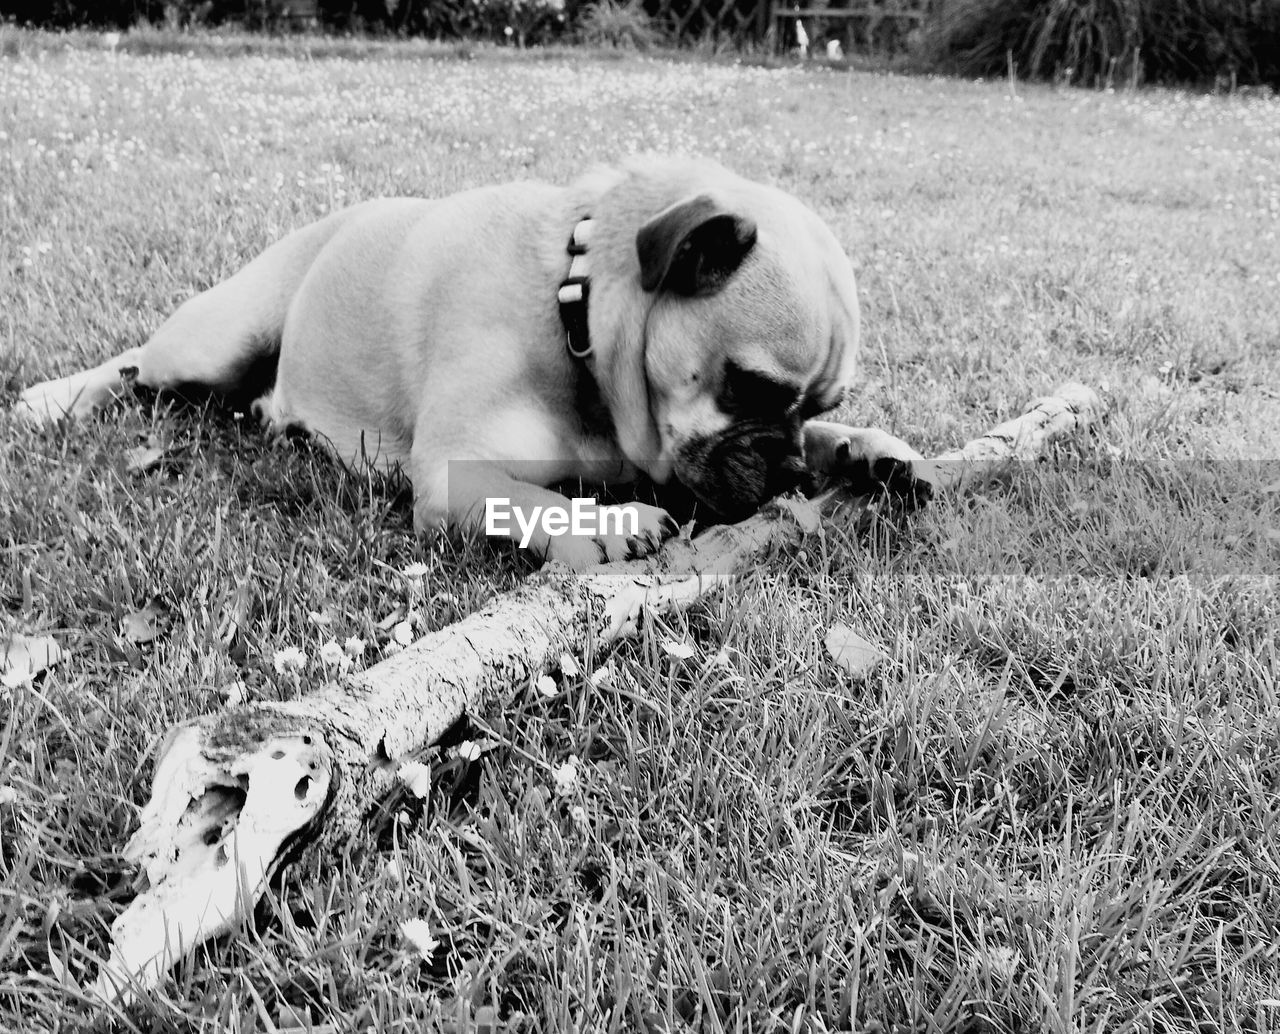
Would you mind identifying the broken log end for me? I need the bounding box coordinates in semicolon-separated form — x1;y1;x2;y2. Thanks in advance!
91;723;334;1004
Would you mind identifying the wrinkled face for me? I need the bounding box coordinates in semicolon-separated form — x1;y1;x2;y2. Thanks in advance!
664;355;835;519
634;191;859;518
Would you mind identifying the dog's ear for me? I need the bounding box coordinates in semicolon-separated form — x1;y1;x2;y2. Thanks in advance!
637;195;757;296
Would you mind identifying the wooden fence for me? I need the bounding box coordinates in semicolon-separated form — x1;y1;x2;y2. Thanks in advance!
641;0;931;48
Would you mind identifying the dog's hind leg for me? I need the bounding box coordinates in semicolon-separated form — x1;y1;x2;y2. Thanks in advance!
15;208;359;424
14;344;149;424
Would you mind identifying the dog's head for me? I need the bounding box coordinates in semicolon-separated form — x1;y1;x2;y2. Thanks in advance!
591;167;859;519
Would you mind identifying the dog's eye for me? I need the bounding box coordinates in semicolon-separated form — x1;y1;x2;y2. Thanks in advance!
718;361;800;417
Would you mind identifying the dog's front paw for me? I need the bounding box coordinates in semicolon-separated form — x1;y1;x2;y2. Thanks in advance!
804;422;937;503
543;502;677;571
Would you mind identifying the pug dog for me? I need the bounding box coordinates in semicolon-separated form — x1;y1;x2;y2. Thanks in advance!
15;156;929;568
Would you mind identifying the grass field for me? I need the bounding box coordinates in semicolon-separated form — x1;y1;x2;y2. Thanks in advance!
2;28;1280;1033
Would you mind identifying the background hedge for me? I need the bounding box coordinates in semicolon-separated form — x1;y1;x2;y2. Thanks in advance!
918;0;1280;88
1;0;1277;88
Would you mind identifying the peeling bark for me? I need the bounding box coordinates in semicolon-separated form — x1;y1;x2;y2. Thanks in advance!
924;381;1102;489
91;383;1102;1003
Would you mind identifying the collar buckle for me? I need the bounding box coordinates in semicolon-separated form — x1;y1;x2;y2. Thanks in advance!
559;217;594;360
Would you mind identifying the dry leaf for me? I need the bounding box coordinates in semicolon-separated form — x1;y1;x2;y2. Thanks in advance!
376;604;407;631
775;496;823;534
276;1005;337;1033
125;444;168;475
824;623;887;679
217;577;254;646
470;1006;503;1034
438;1005;512;1034
125;435;187;475
121;598;170;645
1;633;65;689
276;1004;312;1031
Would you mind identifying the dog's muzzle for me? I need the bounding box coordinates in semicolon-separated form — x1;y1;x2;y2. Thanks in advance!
674;421;807;520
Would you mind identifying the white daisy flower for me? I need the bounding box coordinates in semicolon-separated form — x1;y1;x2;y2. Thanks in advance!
273;646;308;674
588;661;617;689
661;640;696;660
551;755;580;797
400;918;439;957
398;760;432;799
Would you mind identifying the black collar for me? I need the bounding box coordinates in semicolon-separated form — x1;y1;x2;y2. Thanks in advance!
558;217;594;360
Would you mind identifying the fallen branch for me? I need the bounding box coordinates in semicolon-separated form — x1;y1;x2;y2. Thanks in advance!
89;383;1102;1003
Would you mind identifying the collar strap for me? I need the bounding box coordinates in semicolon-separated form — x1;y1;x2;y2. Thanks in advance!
558;217;594;360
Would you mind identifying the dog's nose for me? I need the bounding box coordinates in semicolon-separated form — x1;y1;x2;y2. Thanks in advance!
725;426;804;502
675;422;807;519
757;444;806;498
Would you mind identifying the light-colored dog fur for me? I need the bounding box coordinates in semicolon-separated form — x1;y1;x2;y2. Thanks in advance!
16;156;925;567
